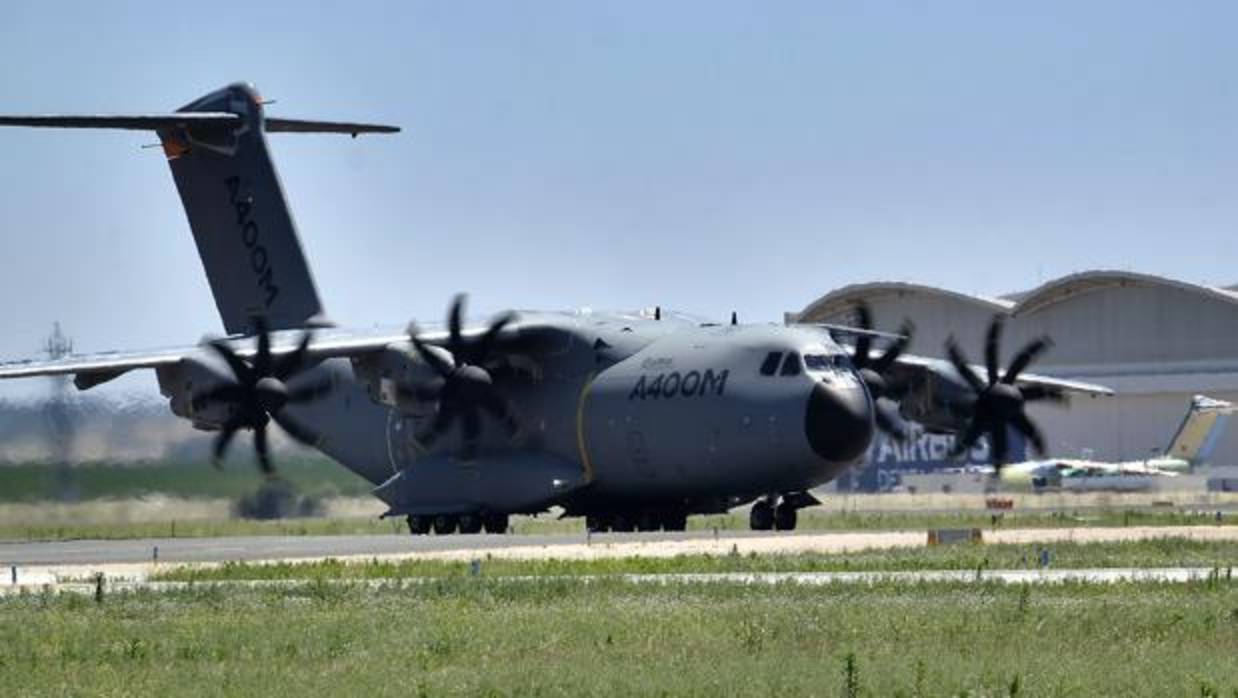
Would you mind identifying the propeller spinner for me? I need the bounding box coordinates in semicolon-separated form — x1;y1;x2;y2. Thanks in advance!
404;294;521;460
191;318;333;475
849;303;915;441
945;316;1063;468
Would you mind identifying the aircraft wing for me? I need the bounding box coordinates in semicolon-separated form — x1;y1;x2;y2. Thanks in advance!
0;326;438;388
890;353;1114;396
0;317;548;389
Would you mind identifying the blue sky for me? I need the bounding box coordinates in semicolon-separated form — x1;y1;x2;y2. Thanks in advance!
0;1;1235;399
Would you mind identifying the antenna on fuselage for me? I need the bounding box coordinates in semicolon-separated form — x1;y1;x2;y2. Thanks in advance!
730;311;738;326
655;306;661;321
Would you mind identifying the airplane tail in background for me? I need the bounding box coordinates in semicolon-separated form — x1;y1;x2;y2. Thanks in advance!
0;83;398;335
1163;395;1236;468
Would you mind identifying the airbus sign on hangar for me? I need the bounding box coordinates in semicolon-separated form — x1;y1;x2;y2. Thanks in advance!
790;270;1238;469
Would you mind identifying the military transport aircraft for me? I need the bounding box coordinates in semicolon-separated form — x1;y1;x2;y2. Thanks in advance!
0;83;1111;534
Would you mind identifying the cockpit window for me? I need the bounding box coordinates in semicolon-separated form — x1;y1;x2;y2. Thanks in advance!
760;351;782;376
804;354;850;371
804;354;830;371
780;351;802;376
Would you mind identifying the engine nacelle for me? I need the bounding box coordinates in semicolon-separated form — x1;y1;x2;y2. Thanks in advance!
155;355;237;431
350;343;444;414
897;366;975;434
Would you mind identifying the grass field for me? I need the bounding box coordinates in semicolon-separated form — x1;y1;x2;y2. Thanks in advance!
1;576;1235;696
154;538;1238;582
0;457;372;502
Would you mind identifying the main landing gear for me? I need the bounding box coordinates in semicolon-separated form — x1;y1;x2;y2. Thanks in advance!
586;508;689;533
749;495;803;532
406;512;509;535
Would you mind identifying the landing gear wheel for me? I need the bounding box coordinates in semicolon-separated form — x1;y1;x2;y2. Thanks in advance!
458;513;483;535
482;512;509;534
773;503;798;531
661;511;688;532
611;514;635;533
586;514;610;533
749;500;774;531
407;515;431;535
432;514;459;535
637;511;660;532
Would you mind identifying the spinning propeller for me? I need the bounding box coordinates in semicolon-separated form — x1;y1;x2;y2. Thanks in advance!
191;318;332;475
404;294;520;460
945;316;1063;468
848;304;915;440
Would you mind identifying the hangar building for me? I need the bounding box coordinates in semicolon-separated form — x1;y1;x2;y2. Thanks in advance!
789;270;1238;470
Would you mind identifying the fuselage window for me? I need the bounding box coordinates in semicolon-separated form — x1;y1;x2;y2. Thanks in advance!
780;351;802;376
760;351;783;376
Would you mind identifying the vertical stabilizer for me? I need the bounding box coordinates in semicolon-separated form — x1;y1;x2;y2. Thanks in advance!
0;83;396;335
1164;395;1236;467
158;83;324;334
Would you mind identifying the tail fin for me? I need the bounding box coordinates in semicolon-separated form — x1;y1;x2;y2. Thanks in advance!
0;82;398;335
1164;395;1236;467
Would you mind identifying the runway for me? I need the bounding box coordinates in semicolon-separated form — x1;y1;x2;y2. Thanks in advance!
1;525;1237;585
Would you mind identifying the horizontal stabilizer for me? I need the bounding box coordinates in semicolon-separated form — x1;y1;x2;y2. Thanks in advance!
0;113;239;130
0;114;398;135
265;118;399;135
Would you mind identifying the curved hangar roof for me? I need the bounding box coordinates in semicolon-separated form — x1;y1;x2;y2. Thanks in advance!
795;281;1013;322
793;270;1238;367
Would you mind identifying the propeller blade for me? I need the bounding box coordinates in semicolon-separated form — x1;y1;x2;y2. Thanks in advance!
273;411;323;448
478;388;520;437
253;317;272;376
462;407;482;442
470;311;516;365
852;304;873;366
212;418;244;467
448;293;466;356
984;317;1003;385
989;424;1009;466
460;408;482;461
206;340;254;386
192;383;247;409
410;334;456;378
950;418;985;457
871;319;915;374
1002;336;1053;384
1021;384;1066;404
855;303;873;331
874;400;906;442
274;330;314;381
286;377;334;404
1010;411;1046;456
416;407;456;446
253;422;273;474
945;338;986;394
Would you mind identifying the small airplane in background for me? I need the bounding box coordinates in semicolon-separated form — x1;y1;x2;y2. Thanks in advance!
997;395;1235;492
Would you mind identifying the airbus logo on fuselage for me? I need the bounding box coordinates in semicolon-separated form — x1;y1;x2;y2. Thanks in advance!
629;369;729;400
225;176;279;307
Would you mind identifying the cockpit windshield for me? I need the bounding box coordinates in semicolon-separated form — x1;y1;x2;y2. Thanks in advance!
803;354;852;372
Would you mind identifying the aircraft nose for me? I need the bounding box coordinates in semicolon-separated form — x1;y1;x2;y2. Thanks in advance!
805;382;875;463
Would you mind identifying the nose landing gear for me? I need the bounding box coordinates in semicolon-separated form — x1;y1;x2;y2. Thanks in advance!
749;492;817;531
